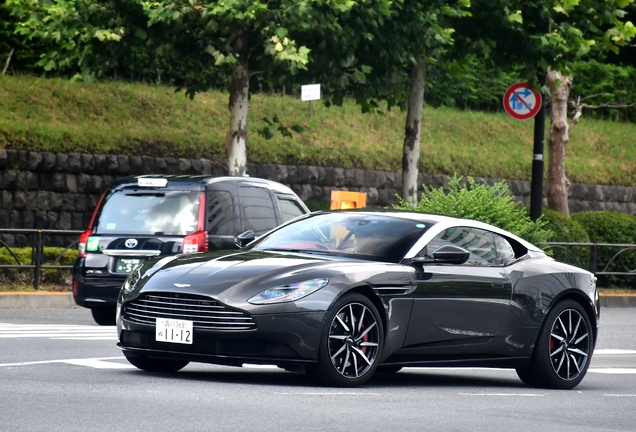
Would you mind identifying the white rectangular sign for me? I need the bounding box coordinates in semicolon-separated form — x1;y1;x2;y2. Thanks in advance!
301;84;321;101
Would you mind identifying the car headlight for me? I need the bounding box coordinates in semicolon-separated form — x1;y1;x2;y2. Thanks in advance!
122;265;142;296
248;278;329;305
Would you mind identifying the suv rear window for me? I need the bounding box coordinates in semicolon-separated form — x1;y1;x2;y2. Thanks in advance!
94;190;200;235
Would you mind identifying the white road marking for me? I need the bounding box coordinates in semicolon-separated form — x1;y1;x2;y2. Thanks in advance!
594;349;636;355
588;368;636;374
63;358;134;369
0;323;116;340
459;393;544;397
0;356;127;368
603;394;636;397
274;392;380;396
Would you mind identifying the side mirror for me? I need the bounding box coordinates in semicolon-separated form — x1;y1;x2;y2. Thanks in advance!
411;245;470;265
234;230;255;249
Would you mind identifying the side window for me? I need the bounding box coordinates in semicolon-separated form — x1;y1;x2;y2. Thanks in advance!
207;191;234;235
494;234;516;266
420;227;496;266
239;186;278;235
277;196;306;223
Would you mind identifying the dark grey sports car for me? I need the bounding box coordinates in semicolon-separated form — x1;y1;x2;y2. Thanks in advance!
116;211;599;389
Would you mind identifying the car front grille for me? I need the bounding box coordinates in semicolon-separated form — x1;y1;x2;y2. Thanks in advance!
123;293;256;330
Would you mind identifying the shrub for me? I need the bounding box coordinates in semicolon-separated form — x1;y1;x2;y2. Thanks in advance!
0;246;77;285
571;211;636;287
541;209;591;269
394;175;552;247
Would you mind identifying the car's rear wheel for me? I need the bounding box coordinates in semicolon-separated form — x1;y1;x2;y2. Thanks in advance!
516;299;593;389
310;293;383;387
90;306;116;326
123;352;189;373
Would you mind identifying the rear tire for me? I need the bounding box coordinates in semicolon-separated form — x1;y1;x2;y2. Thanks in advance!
516;299;593;390
123;352;189;373
90;306;116;326
310;292;383;387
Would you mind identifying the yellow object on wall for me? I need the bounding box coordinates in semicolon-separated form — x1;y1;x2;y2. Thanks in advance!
330;191;367;210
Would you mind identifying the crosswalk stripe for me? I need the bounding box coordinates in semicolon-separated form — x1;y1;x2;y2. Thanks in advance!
0;323;116;340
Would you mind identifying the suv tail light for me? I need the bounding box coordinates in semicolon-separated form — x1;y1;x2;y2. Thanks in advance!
182;231;208;253
77;192;104;258
181;191;208;254
78;230;93;258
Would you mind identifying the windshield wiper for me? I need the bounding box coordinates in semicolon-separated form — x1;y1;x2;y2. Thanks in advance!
262;248;336;256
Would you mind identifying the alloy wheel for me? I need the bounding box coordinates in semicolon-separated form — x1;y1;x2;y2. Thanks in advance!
549;308;591;381
327;302;380;379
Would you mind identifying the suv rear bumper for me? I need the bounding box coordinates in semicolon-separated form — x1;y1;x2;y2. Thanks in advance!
73;274;125;308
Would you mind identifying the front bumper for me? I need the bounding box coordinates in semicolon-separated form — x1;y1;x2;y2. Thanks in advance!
117;311;326;366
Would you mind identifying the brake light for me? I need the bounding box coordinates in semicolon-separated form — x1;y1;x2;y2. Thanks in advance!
182;231;208;253
78;229;93;258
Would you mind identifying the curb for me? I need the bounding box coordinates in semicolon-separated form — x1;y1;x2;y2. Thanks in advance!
1;292;636;309
598;294;636;308
0;292;80;309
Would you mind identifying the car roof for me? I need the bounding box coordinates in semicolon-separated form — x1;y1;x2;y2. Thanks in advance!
107;175;300;195
322;210;543;252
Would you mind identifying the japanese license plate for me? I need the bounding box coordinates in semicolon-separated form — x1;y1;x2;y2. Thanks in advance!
156;318;193;345
115;258;143;274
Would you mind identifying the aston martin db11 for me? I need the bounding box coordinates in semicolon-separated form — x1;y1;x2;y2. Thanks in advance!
116;211;599;388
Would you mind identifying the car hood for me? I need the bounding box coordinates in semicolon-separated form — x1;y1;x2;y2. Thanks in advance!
128;250;410;308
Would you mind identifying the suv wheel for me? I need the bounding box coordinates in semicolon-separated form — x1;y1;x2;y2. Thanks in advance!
91;306;116;326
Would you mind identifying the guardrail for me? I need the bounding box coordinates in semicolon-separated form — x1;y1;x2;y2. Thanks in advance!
0;228;82;290
0;229;635;289
545;242;636;276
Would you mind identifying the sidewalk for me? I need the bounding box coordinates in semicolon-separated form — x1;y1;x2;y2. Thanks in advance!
1;291;635;309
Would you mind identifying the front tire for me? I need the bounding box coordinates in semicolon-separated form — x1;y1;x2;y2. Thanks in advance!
310;293;383;387
517;299;593;389
123;352;189;373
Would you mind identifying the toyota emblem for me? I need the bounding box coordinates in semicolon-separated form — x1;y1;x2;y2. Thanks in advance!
125;238;138;248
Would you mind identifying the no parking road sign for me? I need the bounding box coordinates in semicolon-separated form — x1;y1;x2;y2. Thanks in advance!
503;83;542;120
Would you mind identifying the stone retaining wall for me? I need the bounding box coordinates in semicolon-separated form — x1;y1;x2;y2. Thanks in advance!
1;149;635;246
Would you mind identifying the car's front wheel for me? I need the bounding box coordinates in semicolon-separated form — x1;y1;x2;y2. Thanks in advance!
516;299;593;389
310;293;383;387
90;306;116;326
123;352;189;373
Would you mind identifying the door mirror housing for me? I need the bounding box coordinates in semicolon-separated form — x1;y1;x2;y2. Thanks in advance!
410;245;470;265
234;230;256;249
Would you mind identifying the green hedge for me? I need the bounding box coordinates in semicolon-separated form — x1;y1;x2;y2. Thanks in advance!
542;209;591;270
570;211;636;287
0;246;77;285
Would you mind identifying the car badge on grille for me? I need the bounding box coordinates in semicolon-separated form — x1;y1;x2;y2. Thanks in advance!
174;283;191;288
125;239;138;248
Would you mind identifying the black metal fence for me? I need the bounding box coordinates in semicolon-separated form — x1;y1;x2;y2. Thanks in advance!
545;242;636;276
0;228;82;290
1;229;635;289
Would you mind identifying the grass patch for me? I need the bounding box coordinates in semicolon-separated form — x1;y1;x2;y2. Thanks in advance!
2;74;636;185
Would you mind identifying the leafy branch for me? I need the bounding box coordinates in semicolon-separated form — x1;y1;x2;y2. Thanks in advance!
257;115;305;140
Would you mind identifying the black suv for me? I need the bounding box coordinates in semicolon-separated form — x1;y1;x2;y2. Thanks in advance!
73;175;309;325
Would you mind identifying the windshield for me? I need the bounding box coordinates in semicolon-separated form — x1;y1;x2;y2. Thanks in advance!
251;213;435;263
93;190;200;235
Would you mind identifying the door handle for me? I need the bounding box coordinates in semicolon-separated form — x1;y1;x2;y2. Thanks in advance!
491;282;505;289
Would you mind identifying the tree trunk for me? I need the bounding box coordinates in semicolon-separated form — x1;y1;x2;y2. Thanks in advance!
3;47;15;76
401;60;426;204
546;69;572;216
227;61;250;176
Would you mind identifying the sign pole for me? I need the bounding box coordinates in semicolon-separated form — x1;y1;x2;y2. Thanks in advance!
530;73;547;221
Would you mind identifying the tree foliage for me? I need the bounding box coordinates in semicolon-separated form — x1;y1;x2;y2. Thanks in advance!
393;175;553;246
